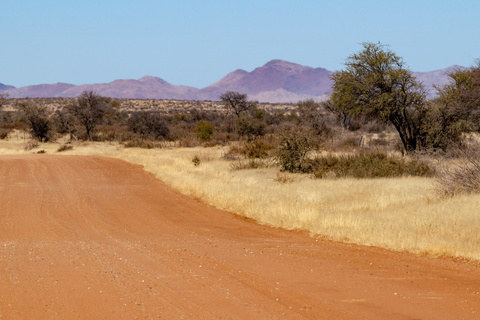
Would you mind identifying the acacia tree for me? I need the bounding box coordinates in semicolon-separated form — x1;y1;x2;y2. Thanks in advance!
436;62;480;131
220;91;266;140
66;91;110;140
328;42;426;152
220;91;255;118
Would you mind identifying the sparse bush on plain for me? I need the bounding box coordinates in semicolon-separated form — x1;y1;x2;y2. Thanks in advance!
57;144;73;152
192;155;201;166
276;126;322;173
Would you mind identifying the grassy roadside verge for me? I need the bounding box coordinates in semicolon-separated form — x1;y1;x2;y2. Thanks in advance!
2;138;480;261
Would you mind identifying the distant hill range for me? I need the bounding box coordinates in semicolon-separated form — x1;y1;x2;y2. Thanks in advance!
0;60;461;103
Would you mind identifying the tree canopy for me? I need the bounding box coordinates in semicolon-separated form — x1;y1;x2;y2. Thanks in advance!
66;91;111;140
328;42;426;152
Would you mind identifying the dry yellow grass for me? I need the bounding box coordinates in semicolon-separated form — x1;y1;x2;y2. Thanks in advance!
1;134;480;261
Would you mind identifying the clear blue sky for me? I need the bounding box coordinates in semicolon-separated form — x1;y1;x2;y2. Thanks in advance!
1;0;479;88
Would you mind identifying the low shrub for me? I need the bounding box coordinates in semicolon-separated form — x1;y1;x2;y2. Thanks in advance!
192;155;201;166
57;144;73;152
312;151;433;179
196;120;214;142
235;117;266;141
276;127;321;173
242;139;274;158
225;139;274;160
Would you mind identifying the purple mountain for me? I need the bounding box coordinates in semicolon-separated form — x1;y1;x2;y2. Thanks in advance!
1;60;457;102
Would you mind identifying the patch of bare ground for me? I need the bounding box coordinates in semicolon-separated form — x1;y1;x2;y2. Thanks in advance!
0;154;478;319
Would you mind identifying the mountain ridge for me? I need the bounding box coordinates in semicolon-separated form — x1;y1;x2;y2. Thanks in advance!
0;60;457;102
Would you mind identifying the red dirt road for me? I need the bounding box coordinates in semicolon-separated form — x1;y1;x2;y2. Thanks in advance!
0;155;479;319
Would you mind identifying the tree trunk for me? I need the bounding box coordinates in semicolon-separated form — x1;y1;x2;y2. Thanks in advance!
390;114;417;153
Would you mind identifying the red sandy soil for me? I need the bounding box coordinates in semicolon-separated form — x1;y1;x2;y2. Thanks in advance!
0;154;478;319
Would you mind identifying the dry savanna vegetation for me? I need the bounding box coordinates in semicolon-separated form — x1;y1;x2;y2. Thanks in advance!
1;43;479;261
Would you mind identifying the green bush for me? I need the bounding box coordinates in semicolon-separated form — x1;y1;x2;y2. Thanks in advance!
196;120;214;142
276;127;321;173
312;151;433;179
192;155;201;166
127;111;170;140
235;117;266;141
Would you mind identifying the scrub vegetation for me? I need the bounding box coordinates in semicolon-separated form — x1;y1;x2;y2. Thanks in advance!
1;42;479;260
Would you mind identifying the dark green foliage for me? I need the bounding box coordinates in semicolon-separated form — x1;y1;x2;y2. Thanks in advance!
328;42;427;152
415;103;472;151
436;63;480;132
235;116;266;141
17;103;53;142
428;63;480;150
127;111;170;140
312;152;433;179
196;120;214;142
192;155;201;166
